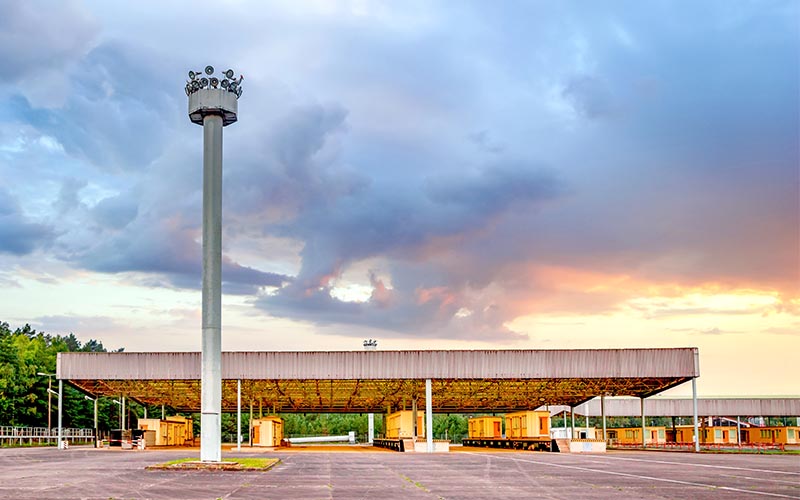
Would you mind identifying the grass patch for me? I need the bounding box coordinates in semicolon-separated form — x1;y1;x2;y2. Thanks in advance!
706;449;800;455
147;457;280;471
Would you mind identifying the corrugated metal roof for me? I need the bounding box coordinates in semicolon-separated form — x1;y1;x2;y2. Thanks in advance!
58;348;699;380
56;349;700;412
550;398;800;417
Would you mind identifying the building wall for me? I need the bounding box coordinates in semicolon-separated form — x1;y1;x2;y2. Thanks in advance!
743;426;799;445
606;426;666;445
551;427;597;439
672;425;738;444
386;410;425;439
468;417;503;438
504;411;550;439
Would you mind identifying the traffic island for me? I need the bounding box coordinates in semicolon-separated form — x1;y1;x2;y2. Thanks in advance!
146;458;280;471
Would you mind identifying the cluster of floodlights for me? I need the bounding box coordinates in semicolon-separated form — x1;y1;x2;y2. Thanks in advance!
185;66;243;98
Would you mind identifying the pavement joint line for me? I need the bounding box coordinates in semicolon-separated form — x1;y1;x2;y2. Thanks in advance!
586;454;800;476
464;452;800;499
716;473;800;486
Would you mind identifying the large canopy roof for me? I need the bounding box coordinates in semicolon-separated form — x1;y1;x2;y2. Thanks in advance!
58;348;699;413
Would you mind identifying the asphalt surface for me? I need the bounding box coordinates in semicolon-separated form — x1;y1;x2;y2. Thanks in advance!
0;445;797;499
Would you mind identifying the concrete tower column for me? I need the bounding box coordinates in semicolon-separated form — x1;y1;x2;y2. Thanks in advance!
200;112;223;462
187;66;241;462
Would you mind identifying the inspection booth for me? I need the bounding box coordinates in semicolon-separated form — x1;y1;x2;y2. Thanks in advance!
386;410;426;439
505;410;550;439
251;416;284;447
137;415;194;446
468;416;503;439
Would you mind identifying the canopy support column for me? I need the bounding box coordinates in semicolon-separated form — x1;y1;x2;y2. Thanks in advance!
412;398;418;438
425;378;433;453
570;406;575;439
237;379;242;451
601;394;606;442
736;415;741;447
692;377;699;452
368;413;374;444
641;397;646;448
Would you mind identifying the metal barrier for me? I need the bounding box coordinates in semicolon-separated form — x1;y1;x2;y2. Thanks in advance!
0;427;95;446
463;438;553;452
372;438;405;452
609;442;786;452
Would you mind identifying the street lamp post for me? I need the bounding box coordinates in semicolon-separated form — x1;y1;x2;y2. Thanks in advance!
47;381;64;449
37;372;55;437
85;395;98;446
112;398;122;429
186;65;241;462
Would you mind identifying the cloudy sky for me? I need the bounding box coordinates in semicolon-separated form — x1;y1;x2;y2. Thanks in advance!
0;1;797;395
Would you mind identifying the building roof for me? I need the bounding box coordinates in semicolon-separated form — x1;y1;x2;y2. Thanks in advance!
549;397;800;417
57;348;699;413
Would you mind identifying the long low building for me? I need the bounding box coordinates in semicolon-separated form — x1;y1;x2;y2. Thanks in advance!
550;398;800;417
57;348;699;413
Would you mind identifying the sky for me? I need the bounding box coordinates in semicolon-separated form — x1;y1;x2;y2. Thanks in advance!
0;0;798;397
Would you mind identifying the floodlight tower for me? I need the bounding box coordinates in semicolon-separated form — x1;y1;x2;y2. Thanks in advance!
186;65;242;462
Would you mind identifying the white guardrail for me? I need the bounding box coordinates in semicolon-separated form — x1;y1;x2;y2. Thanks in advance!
0;426;95;446
288;431;356;444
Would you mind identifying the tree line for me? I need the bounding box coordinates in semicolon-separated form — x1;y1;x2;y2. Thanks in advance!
0;321;123;430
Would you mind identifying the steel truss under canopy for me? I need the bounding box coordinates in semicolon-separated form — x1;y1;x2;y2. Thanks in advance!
57;348;699;413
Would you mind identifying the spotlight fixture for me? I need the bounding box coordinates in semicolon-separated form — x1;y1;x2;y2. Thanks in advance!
185;65;244;99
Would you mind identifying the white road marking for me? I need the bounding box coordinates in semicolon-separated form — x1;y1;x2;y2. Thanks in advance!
588;454;800;476
466;452;800;499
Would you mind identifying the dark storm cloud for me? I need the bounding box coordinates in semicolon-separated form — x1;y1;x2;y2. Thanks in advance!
18;41;182;171
225;103;368;217
562;76;617;119
91;193;139;229
255;160;562;341
0;1;97;82
0;188;53;255
54;178;88;213
426;164;562;212
73;214;288;295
